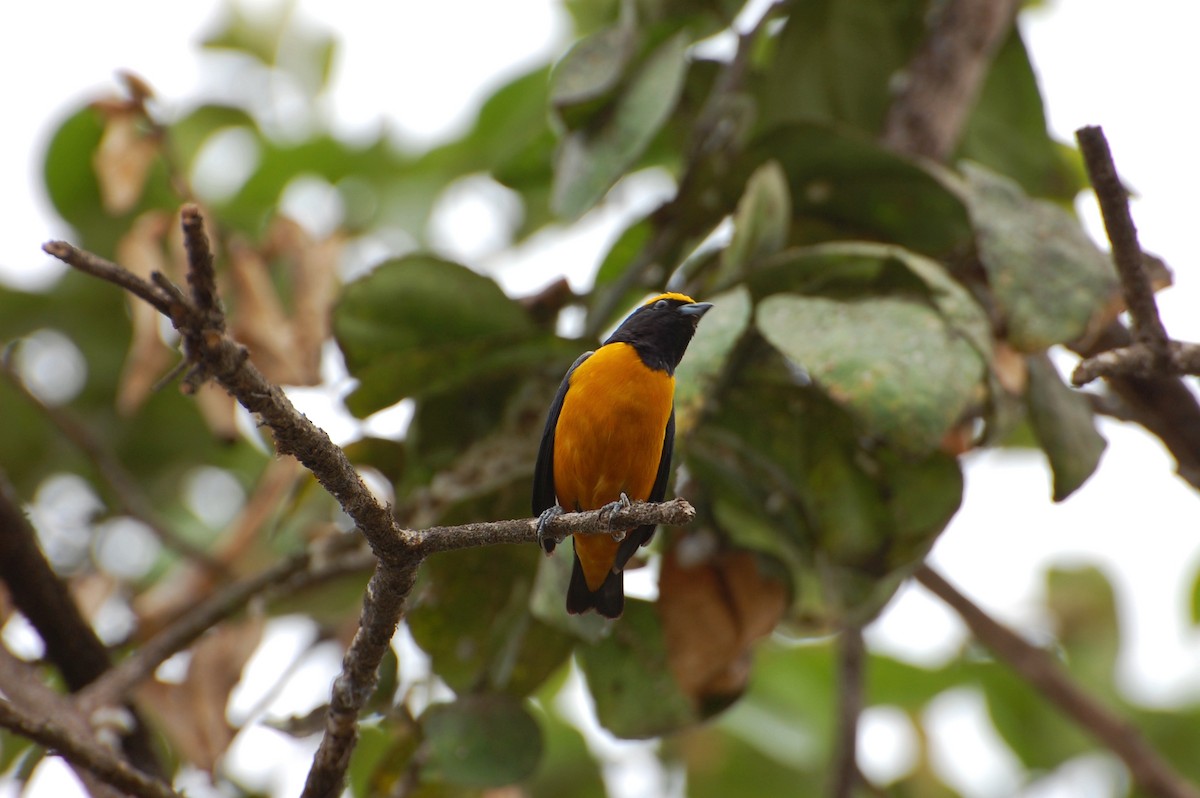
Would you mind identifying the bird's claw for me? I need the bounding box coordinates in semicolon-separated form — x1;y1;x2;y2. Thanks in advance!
536;504;564;554
601;492;632;539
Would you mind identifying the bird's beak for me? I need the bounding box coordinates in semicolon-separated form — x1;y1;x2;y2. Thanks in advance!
679;302;713;318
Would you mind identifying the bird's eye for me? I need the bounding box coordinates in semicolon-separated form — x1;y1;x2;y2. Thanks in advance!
654;299;669;310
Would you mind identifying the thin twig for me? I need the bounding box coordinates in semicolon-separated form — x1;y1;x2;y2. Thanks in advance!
916;566;1200;798
181;204;223;331
1075;126;1170;361
830;625;865;798
42;241;171;315
1070;125;1200;386
1073;339;1200;385
412;497;696;556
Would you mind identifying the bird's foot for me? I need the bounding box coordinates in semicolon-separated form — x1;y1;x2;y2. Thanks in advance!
601;492;632;540
536;504;564;554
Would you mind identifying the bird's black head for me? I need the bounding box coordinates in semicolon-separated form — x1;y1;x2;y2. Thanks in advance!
603;292;713;374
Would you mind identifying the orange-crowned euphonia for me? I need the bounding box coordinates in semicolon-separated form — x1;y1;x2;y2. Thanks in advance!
533;292;712;618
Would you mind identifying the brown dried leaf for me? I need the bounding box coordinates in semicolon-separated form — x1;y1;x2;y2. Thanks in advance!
229;242;297;384
93;111;158;215
115;211;175;415
267;218;341;385
137;616;265;773
990;339;1028;396
194;381;239;443
118;70;155;105
288;232;340;386
659;540;788;705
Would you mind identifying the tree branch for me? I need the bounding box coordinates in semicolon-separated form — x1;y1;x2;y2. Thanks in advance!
1074;126;1170;361
916;566;1200;798
412;497;696;556
881;0;1021;160
0;644;171;798
1071;125;1200;387
42;240;172;315
302;562;417;798
830;625;865;798
0;468;163;777
0;700;179;798
42;212;699;798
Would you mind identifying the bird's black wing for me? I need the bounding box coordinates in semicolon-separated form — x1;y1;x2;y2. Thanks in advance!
532;352;592;552
615;407;675;570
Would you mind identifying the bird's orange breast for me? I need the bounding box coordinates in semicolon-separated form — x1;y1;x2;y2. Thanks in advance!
553;342;675;589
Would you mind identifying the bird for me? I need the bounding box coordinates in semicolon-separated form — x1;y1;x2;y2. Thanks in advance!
532;292;712;618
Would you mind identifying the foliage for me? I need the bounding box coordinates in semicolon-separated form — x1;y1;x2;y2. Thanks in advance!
0;0;1192;796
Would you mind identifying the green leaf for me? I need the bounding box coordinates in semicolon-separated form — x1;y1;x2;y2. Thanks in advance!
717;160;792;285
670;725;821;798
421;694;543;787
747;124;974;259
1025;353;1106;501
729;638;836;764
42;106;106;242
551;32;689;218
577;600;697;738
407;544;572;697
1191;565;1200;628
688;345;962;628
756;0;925;133
168;104;259;171
526;702;606;798
673;285;751;430
957;29;1086;203
202;2;337;96
979;662;1093;771
961;161;1116;351
347;719;418;798
334;256;539;415
756;279;986;454
1045;566;1120;693
550;21;638;128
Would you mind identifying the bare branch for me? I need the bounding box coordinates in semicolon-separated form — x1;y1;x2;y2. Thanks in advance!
1070;125;1200;388
916;566;1200;798
412;497;696;556
882;0;1021;160
302;562;418;798
1074;339;1200;385
181;204;223;331
1075;126;1170;361
42;240;172;315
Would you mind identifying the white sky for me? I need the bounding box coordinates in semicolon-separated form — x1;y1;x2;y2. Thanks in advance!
2;1;1200;797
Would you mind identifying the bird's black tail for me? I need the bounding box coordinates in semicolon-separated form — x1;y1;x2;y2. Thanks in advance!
565;554;623;618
